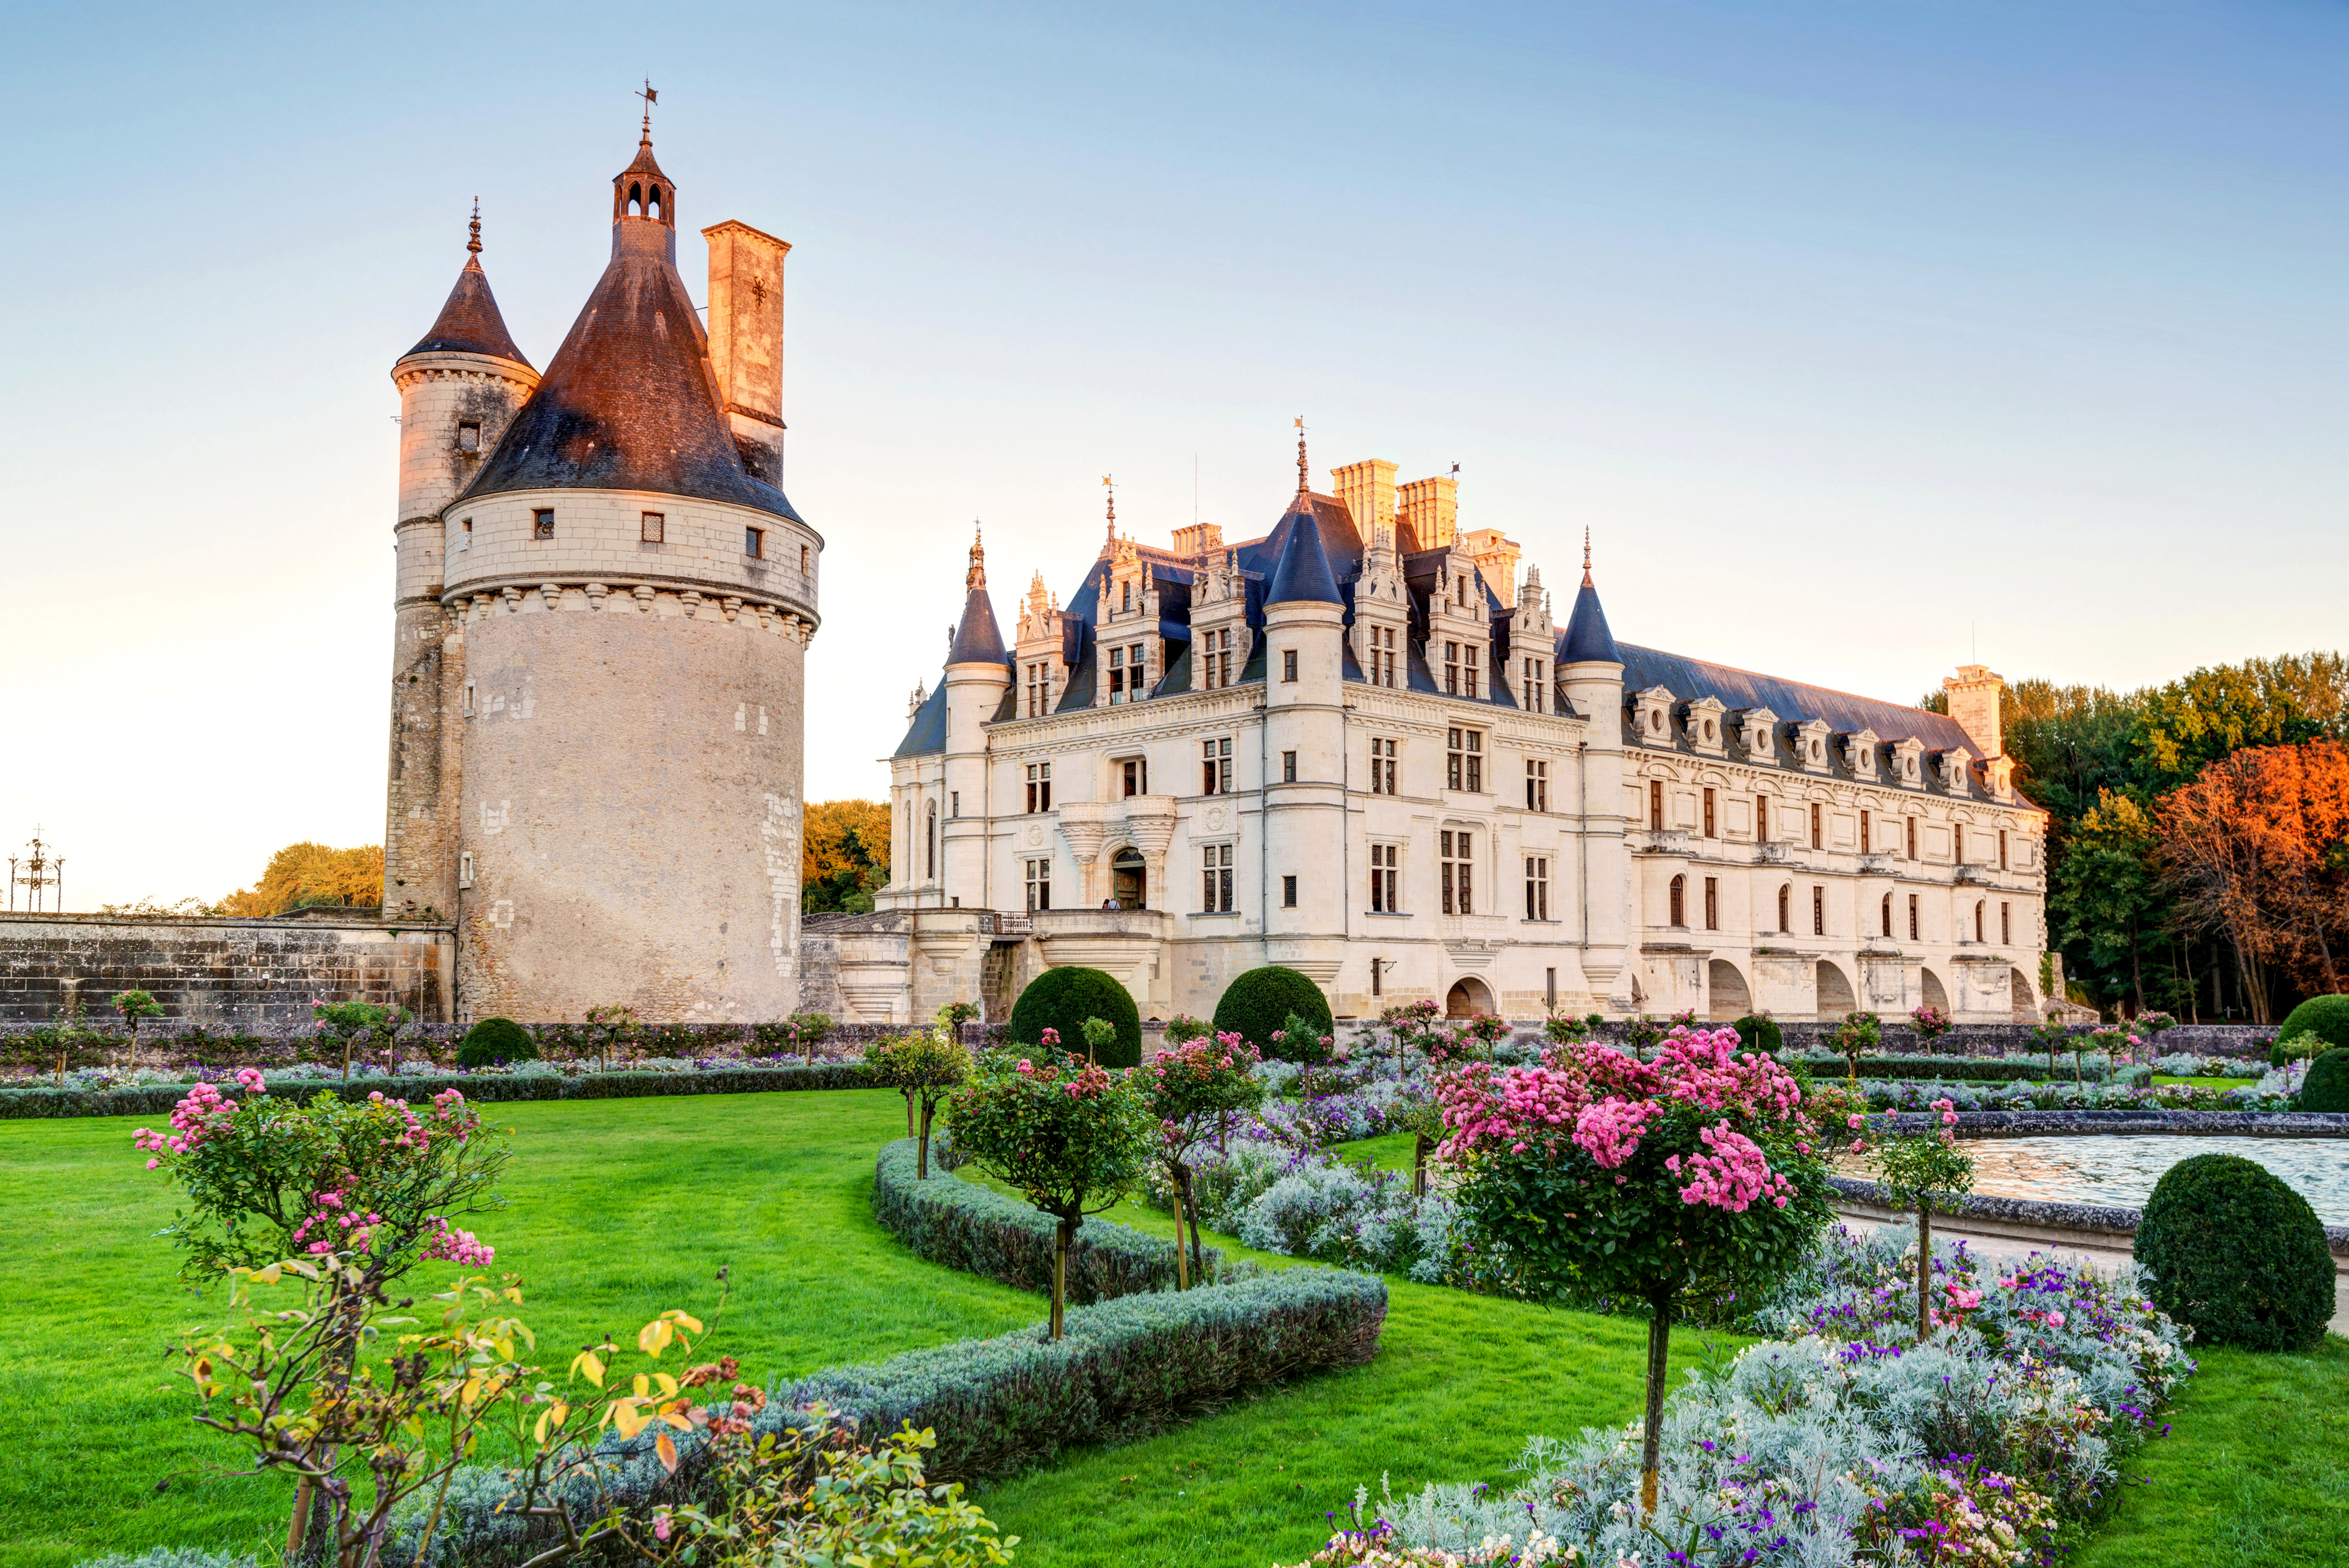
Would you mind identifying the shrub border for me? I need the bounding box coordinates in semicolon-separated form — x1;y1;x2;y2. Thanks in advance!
0;1063;871;1120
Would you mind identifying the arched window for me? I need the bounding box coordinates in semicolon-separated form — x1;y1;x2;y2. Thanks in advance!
1776;884;1790;932
1881;892;1893;937
649;185;665;219
926;802;938;881
1669;874;1686;927
1974;899;1985;943
628;181;644;216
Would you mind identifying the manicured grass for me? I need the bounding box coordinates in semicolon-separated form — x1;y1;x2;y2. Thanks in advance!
2151;1074;2262;1088
2075;1339;2349;1568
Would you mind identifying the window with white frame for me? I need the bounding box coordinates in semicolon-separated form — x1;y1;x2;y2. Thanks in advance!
1440;829;1475;915
1025;762;1052;814
1200;627;1234;689
1370;737;1398;795
1370;842;1400;913
1446;728;1483;792
1521;657;1545;713
1443;641;1461;695
1525;855;1549;921
1121;757;1148;797
1525;757;1548;812
1109;643;1147;703
1024;857;1051;911
1371;625;1399;686
1201;843;1234;912
1026;662;1052;717
1202;737;1233;794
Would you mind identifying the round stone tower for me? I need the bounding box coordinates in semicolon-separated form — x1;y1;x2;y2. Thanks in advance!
412;124;821;1023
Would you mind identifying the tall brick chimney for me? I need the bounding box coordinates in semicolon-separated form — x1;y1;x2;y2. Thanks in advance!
1331;458;1397;553
1397;473;1458;553
1943;664;2004;761
702;219;791;485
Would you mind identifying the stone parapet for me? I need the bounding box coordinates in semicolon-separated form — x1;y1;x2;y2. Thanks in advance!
0;913;453;1025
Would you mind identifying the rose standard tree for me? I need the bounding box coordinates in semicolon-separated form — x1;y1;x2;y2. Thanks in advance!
945;1054;1153;1338
1144;1030;1265;1287
864;1027;972;1177
1851;1097;1979;1342
1435;1025;1834;1516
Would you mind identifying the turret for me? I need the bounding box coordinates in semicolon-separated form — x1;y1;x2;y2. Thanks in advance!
1556;537;1629;1009
384;207;537;919
942;530;1011;904
1260;507;1347;940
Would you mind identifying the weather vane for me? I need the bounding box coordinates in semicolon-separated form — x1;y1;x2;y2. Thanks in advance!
467;197;481;257
1294;416;1309;495
1102;474;1116;538
638;79;659;140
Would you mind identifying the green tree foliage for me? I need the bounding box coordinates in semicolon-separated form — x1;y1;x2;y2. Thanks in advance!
1007;967;1140;1067
2278;994;2349;1054
863;1029;972;1176
1143;1031;1265;1286
1212;965;1333;1056
457;1017;537;1069
2135;1153;2334;1352
2297;1048;2349;1113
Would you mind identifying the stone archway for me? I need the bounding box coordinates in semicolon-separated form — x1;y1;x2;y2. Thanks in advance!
1707;959;1751;1022
1921;967;1950;1015
1445;976;1494;1017
1109;846;1146;910
2009;965;2036;1022
1815;960;1856;1018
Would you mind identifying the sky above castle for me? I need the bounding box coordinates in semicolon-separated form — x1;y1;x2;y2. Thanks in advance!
1;0;2342;909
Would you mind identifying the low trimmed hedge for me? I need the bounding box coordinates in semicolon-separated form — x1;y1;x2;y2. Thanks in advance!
0;1063;872;1120
870;1138;1212;1302
1786;1052;2110;1084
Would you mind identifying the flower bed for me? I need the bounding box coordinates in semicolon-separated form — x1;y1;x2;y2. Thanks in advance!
1295;1227;2194;1568
1856;1061;2307;1114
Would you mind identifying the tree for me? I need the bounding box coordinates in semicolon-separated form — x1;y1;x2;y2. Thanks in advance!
583;1003;642;1073
221;843;384;917
1831;1009;1880;1079
945;1056;1153;1338
864;1029;971;1177
311;999;409;1081
2052;790;2170;1016
114;988;163;1066
1143;1031;1264;1287
1435;1027;1832;1516
803;799;891;914
1855;1098;1977;1342
1270;1011;1336;1098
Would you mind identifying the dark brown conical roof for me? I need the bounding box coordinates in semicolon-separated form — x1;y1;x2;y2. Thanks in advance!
405;255;532;366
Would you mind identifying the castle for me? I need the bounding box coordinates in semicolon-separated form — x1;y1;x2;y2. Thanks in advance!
848;436;2051;1027
382;116;819;1024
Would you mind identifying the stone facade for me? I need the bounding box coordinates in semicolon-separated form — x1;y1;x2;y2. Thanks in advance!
0;913;453;1025
865;465;2050;1028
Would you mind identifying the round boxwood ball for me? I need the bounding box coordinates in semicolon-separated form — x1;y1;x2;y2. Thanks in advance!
2134;1152;2334;1352
458;1017;537;1069
1008;966;1140;1068
2278;994;2349;1056
1213;966;1334;1058
1732;1014;1784;1056
2298;1047;2349;1113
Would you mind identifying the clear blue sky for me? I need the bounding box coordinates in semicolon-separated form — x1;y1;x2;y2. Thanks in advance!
2;0;2341;909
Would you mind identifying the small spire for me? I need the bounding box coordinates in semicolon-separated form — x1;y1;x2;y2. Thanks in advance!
467;198;482;258
1582;527;1593;587
1294;416;1309;495
967;523;987;590
638;78;659;145
1102;474;1116;540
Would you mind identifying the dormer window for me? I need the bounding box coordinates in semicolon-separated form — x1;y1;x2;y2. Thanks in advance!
1795;719;1834;773
1842;729;1881;775
1738;707;1780;761
1633;686;1674;744
1686;696;1727;755
1891;737;1926;787
456;421;480;453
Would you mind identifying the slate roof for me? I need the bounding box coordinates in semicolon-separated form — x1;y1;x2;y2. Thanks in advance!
1559;576;1621;663
1264;512;1343;605
948;585;1007;665
404;256;532;367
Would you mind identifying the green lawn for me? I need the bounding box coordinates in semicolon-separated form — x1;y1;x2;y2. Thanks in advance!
7;1091;2338;1568
2150;1074;2262;1088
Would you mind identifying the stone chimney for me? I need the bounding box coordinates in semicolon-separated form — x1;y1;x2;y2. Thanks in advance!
1397;473;1458;553
1331;459;1397;551
702;219;792;485
1170;522;1223;558
1460;528;1521;609
1943;664;2004;761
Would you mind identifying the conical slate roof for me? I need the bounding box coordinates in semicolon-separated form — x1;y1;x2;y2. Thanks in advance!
1559;574;1621;663
405;256;531;367
947;534;1008;664
1264;510;1343;605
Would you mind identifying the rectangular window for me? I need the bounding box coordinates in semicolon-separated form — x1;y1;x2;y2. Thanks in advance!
1025;857;1051;912
801;543;810;573
1860;809;1871;853
641;511;664;543
1976;901;1986;942
1703;875;1719;931
1121;758;1147;797
1546;967;1557;1009
1373;958;1385;997
462;679;476;715
1999;830;2009;870
1108;645;1127;704
458;850;474;888
458;517;472;552
1908;893;1920;941
1370;737;1398;795
1202;737;1233;795
1027;662;1050;717
1371;842;1400;913
1202;843;1234;912
1440;830;1475;915
1810;802;1823;849
1378;626;1398;687
1812;885;1825;936
1524;856;1549;921
1129;643;1146;697
745;527;764;559
1201;627;1233;690
1882;894;1894;937
1758;793;1771;843
1442;641;1460;695
1463;654;1479;699
1907;816;1918;859
2001;901;2012;945
1525;757;1548;812
1703;788;1716;837
1282;874;1298;908
1281;750;1298;783
950;791;959;818
1445;729;1483;792
1025;762;1052;814
457;421;481;452
1521;657;1545;713
1282;648;1299;683
533;508;555;539
1650;779;1665;831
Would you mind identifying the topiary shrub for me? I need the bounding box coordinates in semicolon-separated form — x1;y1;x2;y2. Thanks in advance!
457;1017;537;1069
2134;1152;2334;1352
1213;966;1333;1058
1732;1014;1784;1056
2278;994;2349;1054
2298;1047;2349;1113
1007;966;1140;1068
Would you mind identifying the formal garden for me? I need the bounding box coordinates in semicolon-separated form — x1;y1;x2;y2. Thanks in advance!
5;982;2347;1567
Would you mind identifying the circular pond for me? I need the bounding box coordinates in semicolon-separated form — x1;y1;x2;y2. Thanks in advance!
1962;1135;2349;1225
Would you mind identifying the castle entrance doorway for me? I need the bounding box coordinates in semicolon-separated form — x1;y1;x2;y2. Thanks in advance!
1110;848;1146;910
1445;976;1493;1017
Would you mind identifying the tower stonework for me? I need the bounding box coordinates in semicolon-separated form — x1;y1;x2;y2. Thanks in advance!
386;124;821;1022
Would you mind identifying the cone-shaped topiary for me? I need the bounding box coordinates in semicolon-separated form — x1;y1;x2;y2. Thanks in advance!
457;1017;537;1069
2134;1152;2333;1352
2298;1047;2349;1113
1008;966;1140;1068
2277;994;2349;1055
1213;966;1333;1058
1732;1014;1784;1056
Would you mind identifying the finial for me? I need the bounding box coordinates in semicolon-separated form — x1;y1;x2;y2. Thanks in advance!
1581;527;1593;587
467;198;482;258
1102;474;1116;539
1294;416;1309;496
966;523;986;590
638;79;659;144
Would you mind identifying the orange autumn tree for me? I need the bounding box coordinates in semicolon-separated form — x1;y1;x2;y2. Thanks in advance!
2156;741;2349;1020
221;843;385;917
802;799;891;913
